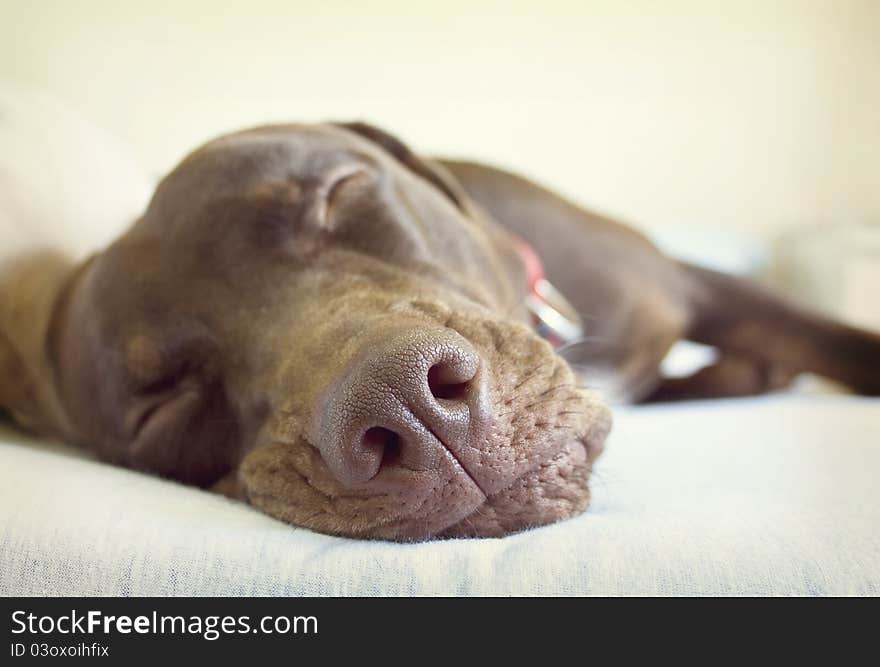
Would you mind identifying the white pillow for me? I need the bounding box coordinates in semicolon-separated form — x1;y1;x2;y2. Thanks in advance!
0;81;152;266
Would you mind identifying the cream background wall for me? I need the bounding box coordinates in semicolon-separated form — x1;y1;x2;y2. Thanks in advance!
1;0;878;239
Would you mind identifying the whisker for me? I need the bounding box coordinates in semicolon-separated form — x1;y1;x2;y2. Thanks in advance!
509;368;541;393
554;335;611;358
535;383;579;397
496;395;584;418
500;290;529;319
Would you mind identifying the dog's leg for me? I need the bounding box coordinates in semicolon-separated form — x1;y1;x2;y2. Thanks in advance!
440;160;880;398
642;353;798;402
673;262;880;396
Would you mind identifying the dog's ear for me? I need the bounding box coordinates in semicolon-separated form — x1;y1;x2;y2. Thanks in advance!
0;251;76;438
333;121;470;211
0;331;27;423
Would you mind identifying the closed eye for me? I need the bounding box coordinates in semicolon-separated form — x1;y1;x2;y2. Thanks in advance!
325;165;370;204
125;368;196;439
138;365;190;396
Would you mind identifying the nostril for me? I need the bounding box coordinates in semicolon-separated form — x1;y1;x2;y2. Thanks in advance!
427;364;472;401
361;427;403;467
316;332;487;486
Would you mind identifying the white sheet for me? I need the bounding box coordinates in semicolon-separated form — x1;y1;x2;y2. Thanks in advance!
2;394;877;596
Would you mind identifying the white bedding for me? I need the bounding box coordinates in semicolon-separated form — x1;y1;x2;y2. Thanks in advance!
2;394;877;596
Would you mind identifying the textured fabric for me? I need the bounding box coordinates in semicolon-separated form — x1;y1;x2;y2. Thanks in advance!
1;394;877;596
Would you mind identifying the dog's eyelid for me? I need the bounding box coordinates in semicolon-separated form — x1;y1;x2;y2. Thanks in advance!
322;165;373;207
124;325;219;390
136;364;191;395
127;347;206;396
332;121;466;212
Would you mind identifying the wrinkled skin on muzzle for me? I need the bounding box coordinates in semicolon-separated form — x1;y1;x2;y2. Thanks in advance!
51;123;611;540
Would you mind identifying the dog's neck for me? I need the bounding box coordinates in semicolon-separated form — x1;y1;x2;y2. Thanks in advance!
0;250;77;439
511;237;584;347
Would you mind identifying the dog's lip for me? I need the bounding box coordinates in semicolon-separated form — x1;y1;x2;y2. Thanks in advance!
287;423;591;539
398;425;600;539
483;432;594;499
432;386;609;502
429;435;595;539
427;395;612;538
418;420;490;498
270;380;610;539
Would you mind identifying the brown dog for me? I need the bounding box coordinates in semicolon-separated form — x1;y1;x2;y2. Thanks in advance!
2;122;879;541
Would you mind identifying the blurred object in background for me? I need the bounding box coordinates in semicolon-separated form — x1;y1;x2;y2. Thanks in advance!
650;226;770;277
767;223;880;331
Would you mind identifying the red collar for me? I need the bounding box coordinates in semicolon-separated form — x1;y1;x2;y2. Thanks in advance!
511;237;584;348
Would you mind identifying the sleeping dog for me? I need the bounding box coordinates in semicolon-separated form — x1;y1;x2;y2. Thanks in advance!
2;112;879;540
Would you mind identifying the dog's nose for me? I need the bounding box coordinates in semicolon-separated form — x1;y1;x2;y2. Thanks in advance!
314;329;491;486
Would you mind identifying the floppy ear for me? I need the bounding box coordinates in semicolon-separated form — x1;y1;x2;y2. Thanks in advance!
0;251;76;437
0;331;27;423
333;121;471;211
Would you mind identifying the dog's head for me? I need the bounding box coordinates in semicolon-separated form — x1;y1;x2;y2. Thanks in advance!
26;123;611;540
